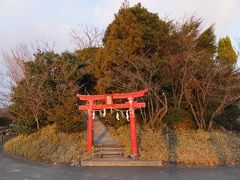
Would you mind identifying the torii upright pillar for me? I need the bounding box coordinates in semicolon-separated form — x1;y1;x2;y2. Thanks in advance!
87;100;94;152
128;97;138;155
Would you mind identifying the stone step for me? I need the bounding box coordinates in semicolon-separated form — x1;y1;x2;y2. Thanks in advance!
81;160;163;166
94;143;125;159
94;154;124;159
94;148;124;158
93;157;129;160
95;149;123;154
95;147;125;151
94;144;124;148
95;151;124;156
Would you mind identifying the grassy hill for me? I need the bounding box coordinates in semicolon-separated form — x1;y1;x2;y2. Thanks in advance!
3;125;91;165
110;126;240;166
3;124;240;166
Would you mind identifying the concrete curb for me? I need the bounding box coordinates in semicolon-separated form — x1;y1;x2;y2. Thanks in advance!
81;160;162;166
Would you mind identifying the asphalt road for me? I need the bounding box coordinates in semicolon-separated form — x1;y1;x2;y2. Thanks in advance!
1;151;240;180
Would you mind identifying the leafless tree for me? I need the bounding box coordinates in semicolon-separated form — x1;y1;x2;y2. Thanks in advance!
0;73;11;107
1;42;55;128
112;50;168;128
112;41;240;130
165;49;197;111
34;38;56;52
70;25;103;49
0;44;32;108
184;63;240;130
164;38;240;130
2;44;32;83
13;71;53;129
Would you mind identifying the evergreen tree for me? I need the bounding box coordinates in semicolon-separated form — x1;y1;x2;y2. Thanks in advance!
218;36;237;65
94;3;172;93
11;51;91;133
196;25;216;57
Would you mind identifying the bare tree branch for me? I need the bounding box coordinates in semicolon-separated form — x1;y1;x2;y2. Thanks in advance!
71;24;103;49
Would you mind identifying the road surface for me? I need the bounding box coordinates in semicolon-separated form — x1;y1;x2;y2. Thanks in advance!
0;151;240;180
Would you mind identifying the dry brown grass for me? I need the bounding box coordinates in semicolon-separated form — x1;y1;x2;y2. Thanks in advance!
3;125;91;164
4;124;240;166
110;126;240;166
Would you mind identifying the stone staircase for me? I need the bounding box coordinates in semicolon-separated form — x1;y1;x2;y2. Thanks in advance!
94;144;125;159
81;118;163;166
92;118;126;159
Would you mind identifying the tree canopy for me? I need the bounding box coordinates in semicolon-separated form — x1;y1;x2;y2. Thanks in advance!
218;36;237;65
5;3;240;133
94;3;172;93
10;50;96;133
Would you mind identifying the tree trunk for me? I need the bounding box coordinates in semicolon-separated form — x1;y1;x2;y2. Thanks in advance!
207;119;213;130
35;117;40;129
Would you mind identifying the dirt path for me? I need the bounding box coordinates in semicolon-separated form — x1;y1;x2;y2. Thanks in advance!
93;118;117;145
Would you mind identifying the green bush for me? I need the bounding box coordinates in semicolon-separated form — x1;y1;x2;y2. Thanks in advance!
55;118;86;133
215;105;240;131
14;119;38;134
0;117;10;126
49;96;86;133
166;108;190;124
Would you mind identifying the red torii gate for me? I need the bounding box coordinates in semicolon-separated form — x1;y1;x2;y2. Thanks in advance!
77;89;148;157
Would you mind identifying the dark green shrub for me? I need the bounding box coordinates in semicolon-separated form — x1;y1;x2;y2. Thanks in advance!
14;119;37;134
0;117;10;126
215;105;240;131
49;96;86;133
55;118;85;133
166;108;190;125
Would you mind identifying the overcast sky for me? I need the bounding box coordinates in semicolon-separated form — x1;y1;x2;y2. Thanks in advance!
0;0;240;71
